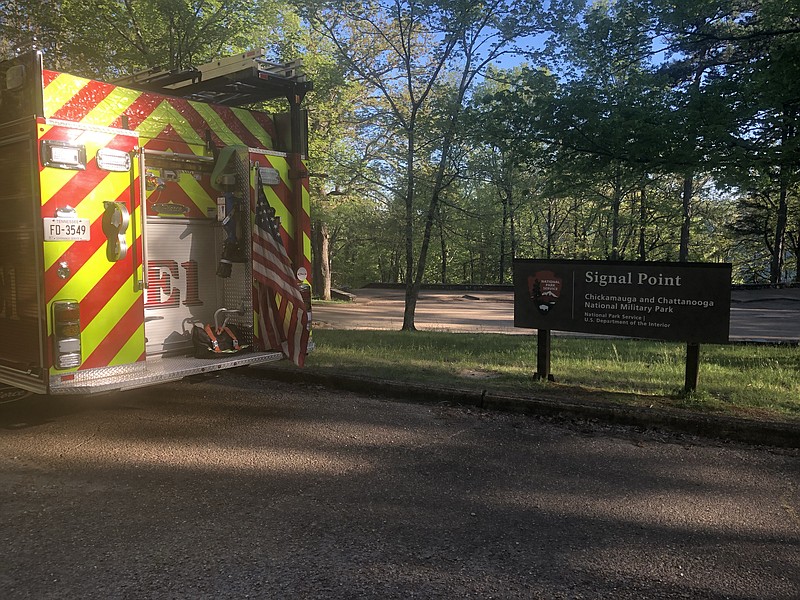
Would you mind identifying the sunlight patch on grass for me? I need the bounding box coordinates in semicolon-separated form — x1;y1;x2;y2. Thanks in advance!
302;330;799;421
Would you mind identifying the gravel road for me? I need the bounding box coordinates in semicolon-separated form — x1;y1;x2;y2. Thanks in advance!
1;373;798;599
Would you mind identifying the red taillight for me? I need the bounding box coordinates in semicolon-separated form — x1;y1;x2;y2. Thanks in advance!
52;300;82;369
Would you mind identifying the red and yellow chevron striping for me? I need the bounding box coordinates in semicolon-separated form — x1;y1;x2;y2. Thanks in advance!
39;67;311;373
43;71;277;152
39;121;145;374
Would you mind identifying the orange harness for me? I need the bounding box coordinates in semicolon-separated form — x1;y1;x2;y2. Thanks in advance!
203;324;241;352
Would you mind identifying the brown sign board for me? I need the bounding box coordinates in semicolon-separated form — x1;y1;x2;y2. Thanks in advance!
513;260;732;344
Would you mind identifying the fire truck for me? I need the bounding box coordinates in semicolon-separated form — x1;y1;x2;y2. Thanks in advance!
0;50;312;396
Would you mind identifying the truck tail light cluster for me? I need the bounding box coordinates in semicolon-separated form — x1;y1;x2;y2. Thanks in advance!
52;300;82;369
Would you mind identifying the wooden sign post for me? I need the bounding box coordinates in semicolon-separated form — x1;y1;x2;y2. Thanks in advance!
534;329;554;381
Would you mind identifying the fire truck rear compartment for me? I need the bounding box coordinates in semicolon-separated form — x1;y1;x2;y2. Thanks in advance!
49;201;287;395
143;219;244;357
142;151;253;358
1;49;311;396
47;151;284;394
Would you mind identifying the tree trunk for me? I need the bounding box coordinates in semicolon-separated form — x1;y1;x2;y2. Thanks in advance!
770;175;788;283
572;197;579;258
795;244;800;284
639;185;647;261
610;170;622;260
679;172;693;261
438;208;447;284
791;215;800;283
509;186;516;275
770;107;794;284
311;220;331;300
402;127;417;331
392;249;401;283
406;118;458;329
499;192;508;284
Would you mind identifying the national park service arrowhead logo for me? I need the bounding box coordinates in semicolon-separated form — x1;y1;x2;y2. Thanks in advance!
528;270;562;315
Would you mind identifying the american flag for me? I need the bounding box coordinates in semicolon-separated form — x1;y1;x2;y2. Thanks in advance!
252;173;310;367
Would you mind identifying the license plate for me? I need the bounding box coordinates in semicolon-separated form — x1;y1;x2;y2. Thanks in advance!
43;218;91;241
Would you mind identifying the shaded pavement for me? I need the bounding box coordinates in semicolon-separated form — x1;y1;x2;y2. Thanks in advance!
1;375;798;599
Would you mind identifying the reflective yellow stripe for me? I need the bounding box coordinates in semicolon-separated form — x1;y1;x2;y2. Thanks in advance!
261;158;293;238
50;243;110;302
303;231;311;265
43;169;131;270
137;101;206;146
47;179;137;300
302;182;311;263
42;73;87;116
39;168;78;206
177;171;215;216
233;108;273;148
81;274;138;354
112;323;146;365
265;184;291;239
193;103;241;146
282;298;293;330
82;87;141;128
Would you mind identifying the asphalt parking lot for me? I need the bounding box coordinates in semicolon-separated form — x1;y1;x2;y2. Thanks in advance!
313;286;800;342
1;374;798;599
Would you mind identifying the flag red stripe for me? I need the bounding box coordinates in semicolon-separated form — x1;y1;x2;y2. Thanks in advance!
253;207;309;366
258;286;281;351
252;232;300;283
253;245;304;300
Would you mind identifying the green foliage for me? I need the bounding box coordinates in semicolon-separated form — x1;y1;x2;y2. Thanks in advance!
303;329;800;420
2;0;797;287
1;0;288;77
301;0;554;328
455;0;799;281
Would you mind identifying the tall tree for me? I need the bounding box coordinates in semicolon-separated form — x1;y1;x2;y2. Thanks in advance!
302;0;549;329
655;0;800;276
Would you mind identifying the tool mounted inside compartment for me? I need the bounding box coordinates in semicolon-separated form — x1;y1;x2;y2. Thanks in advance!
191;308;250;358
211;146;247;278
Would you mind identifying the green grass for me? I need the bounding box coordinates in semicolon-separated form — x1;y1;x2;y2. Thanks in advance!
299;330;800;422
